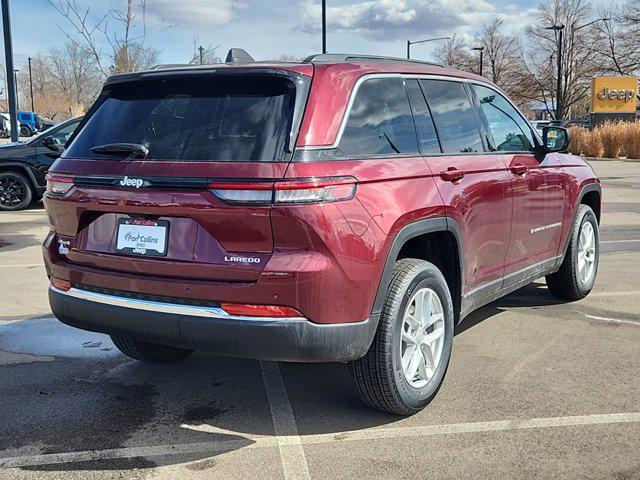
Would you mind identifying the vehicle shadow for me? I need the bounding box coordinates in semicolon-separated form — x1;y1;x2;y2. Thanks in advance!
456;281;566;335
7;281;565;472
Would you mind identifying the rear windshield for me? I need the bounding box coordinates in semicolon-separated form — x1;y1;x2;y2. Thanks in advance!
65;75;298;162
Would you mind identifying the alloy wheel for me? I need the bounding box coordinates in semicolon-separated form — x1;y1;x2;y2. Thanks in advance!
400;287;445;389
0;175;27;208
577;221;596;284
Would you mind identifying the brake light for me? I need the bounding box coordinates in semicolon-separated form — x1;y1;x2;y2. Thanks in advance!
221;303;303;318
46;174;74;195
50;277;71;291
209;177;357;205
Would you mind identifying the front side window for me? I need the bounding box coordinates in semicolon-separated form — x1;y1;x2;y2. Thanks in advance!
339;77;418;157
419;80;483;154
471;85;535;152
65;75;298;162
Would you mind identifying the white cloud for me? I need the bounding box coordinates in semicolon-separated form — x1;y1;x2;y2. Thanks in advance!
146;0;237;27
297;0;538;40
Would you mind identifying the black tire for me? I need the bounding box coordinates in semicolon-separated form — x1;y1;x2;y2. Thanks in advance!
349;259;454;416
110;335;193;364
546;204;599;300
19;126;31;137
0;171;33;211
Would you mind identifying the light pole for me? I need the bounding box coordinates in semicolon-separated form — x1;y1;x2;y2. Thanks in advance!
573;17;610;32
1;0;18;142
406;37;450;60
28;56;34;112
546;17;609;121
322;0;327;54
471;46;484;76
545;25;565;120
13;68;18;110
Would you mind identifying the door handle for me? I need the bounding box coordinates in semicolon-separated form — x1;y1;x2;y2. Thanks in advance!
440;167;465;182
510;163;528;176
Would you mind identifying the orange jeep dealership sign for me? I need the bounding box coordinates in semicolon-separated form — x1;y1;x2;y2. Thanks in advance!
591;76;638;113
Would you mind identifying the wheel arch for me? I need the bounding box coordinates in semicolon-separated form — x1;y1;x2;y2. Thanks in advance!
579;184;601;224
372;217;465;323
559;182;602;262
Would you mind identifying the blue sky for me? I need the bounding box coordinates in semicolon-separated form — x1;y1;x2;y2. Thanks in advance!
1;0;616;70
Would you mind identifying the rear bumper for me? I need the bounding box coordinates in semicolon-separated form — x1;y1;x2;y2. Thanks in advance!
49;286;377;362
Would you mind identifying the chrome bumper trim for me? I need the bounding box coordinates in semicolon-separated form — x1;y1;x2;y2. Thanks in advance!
49;286;306;322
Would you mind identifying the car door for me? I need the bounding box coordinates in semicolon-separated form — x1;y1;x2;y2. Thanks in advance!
415;78;513;298
469;84;565;281
33;120;80;186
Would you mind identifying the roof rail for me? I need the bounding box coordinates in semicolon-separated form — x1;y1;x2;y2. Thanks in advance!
150;63;195;70
303;53;444;68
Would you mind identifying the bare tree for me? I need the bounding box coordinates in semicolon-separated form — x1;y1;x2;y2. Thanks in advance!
592;2;640;76
48;42;102;109
473;19;537;108
48;0;162;77
524;0;602;119
17;42;102;120
187;40;221;65
623;0;640;22
432;35;473;71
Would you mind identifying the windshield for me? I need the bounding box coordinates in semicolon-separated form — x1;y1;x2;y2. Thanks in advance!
65;75;299;162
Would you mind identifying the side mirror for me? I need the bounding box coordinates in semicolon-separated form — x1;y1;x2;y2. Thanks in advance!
43;135;61;152
542;126;570;153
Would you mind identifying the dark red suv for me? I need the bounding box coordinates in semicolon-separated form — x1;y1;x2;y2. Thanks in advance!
43;53;601;415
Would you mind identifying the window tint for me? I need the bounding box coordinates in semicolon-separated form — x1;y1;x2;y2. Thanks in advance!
66;75;297;162
405;79;441;154
419;80;483;154
471;85;534;152
339;77;418;157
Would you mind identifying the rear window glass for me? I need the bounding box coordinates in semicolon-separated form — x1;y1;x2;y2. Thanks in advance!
419;80;483;154
65;75;297;162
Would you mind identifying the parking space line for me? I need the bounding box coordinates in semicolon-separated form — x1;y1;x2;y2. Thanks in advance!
601;239;640;244
0;263;43;268
577;312;640;327
590;290;640;298
260;361;311;480
301;412;640;446
2;411;640;469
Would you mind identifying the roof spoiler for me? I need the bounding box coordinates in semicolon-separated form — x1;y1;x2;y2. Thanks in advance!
226;48;255;63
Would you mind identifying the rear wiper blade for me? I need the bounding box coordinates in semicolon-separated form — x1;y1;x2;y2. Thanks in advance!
91;143;150;159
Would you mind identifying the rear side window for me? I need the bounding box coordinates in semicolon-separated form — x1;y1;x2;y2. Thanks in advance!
65;75;298;162
339;77;418;157
471;84;535;152
419;80;483;154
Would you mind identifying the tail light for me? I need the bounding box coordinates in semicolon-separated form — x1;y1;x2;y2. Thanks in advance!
209;176;357;205
46;174;74;196
221;303;303;318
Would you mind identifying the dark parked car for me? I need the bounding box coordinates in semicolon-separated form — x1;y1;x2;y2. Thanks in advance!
0;117;82;210
43;53;601;415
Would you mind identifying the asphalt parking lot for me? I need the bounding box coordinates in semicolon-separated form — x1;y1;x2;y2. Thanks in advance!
1;160;639;479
